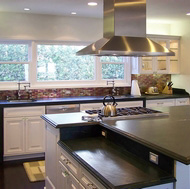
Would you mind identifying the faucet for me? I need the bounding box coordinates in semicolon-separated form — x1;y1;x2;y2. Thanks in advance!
107;79;116;96
17;81;31;100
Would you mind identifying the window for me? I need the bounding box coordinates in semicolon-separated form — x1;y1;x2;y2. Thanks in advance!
37;45;95;81
100;56;125;80
0;41;131;89
0;42;30;82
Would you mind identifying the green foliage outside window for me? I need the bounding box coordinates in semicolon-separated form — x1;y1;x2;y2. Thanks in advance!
37;45;95;81
102;63;124;79
0;44;28;62
0;44;29;81
0;64;28;81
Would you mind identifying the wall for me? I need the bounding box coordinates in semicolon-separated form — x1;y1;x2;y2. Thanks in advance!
0;12;102;42
147;22;171;35
0;12;172;97
170;21;190;93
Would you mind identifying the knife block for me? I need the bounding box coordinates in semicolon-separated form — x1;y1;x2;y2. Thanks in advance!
162;85;173;94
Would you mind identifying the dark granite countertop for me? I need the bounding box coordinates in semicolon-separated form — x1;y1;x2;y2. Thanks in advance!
0;94;189;107
102;106;190;164
58;137;174;189
42;105;190;164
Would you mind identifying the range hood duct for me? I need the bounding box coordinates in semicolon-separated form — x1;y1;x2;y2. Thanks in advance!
76;0;174;57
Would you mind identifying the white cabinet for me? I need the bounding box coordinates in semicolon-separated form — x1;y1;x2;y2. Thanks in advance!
4;118;25;155
25;117;45;153
80;101;143;111
175;98;190;106
57;145;106;189
146;99;175;108
4;106;45;156
146;98;190;108
131;35;180;74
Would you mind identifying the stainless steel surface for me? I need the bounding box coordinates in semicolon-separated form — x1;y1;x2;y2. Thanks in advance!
85;106;169;120
77;0;174;57
101;95;117;117
104;0;146;38
46;104;80;114
107;80;117;95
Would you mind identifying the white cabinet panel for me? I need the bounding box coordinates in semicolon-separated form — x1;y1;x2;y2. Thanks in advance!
117;101;143;108
4;106;45;157
175;98;190;106
146;99;175;108
131;35;180;74
4;106;45;117
4;118;25;155
25;116;45;153
80;103;103;111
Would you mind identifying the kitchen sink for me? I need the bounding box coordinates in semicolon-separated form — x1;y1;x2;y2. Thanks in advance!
7;99;36;103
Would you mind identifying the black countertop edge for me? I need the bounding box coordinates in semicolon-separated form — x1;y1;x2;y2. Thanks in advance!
143;94;190;100
58;140;175;189
0;96;145;106
41;114;98;128
0;94;189;107
100;122;190;165
58;140;113;189
41;115;57;128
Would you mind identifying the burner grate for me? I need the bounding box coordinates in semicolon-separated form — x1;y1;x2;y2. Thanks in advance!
85;107;164;118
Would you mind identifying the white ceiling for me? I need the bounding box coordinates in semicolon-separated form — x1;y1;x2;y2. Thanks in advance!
0;0;190;22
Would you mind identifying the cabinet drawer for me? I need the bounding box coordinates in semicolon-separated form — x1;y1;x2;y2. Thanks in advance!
59;148;80;179
4;106;45;117
175;98;190;106
146;99;175;108
80;168;106;189
80;103;103;111
117;101;143;108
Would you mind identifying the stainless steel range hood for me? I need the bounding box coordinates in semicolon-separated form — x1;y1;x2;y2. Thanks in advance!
76;0;174;57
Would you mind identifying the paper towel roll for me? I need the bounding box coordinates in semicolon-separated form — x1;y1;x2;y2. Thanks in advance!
131;80;141;96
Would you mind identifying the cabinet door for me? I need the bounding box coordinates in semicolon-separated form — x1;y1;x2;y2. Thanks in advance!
4;118;25;155
146;99;175;108
67;172;80;189
154;40;169;74
80;103;103;111
140;56;154;74
58;161;69;189
117;101;143;108
25;116;45;153
169;39;180;74
175;98;190;106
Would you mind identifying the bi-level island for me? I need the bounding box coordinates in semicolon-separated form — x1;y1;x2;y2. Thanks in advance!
41;105;190;189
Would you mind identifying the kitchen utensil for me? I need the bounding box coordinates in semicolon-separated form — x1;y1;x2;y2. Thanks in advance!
101;95;117;117
131;80;141;96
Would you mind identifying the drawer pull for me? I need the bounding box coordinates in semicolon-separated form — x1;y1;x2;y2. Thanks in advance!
62;171;69;177
60;155;67;162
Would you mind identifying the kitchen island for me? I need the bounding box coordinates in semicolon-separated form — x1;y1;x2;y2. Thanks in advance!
41;105;190;189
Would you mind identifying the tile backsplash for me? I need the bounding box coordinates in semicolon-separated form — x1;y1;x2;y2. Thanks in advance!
0;74;171;100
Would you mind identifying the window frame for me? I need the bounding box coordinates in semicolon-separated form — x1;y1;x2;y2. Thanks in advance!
0;40;131;90
0;40;32;89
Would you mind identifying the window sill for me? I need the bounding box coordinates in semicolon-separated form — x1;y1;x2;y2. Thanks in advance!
0;82;131;90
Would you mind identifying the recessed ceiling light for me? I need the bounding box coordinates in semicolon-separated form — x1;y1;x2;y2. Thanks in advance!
24;8;30;11
186;13;190;16
88;2;98;6
71;12;77;15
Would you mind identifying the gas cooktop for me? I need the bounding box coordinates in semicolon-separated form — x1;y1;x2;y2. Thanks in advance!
85;107;169;120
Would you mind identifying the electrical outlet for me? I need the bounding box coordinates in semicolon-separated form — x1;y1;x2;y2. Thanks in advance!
149;152;159;165
101;130;107;137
